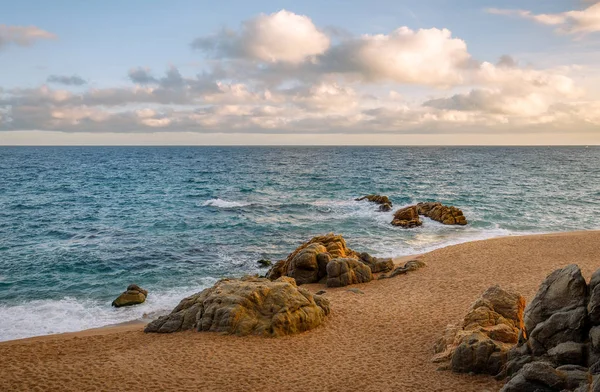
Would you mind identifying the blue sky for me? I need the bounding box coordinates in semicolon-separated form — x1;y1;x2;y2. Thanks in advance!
1;0;599;144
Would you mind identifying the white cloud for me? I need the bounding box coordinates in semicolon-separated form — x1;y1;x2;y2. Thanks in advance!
0;25;56;49
192;10;330;64
47;75;87;86
487;3;600;36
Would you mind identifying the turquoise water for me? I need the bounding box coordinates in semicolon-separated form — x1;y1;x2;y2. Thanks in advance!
1;146;599;341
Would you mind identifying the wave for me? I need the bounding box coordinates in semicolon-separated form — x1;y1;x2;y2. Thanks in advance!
0;278;216;342
201;198;251;208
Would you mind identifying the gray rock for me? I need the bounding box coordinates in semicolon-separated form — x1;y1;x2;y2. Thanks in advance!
389;259;426;278
529;307;587;355
450;332;499;375
591;326;600;353
589;284;600;325
556;365;590;390
523;264;587;335
326;257;373;288
359;253;394;273
519;361;565;389
500;373;557;392
548;342;587;366
347;288;364;294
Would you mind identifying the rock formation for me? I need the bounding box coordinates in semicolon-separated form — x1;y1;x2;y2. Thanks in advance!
145;276;330;337
500;264;600;392
391;206;422;228
432;285;526;376
379;203;392;212
416;202;467;225
380;259;427;279
111;284;148;307
355;194;392;207
266;233;393;287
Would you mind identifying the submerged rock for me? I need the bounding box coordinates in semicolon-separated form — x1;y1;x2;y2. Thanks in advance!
433;285;525;376
391;206;422;228
112;284;148;307
145;276;330;336
378;203;392;212
355;194;392;207
257;259;272;268
416;202;467;225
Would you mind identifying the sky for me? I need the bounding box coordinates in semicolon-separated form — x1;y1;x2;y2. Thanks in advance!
1;0;600;145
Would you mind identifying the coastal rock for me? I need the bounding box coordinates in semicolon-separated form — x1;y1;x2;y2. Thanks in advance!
359;253;394;273
378;203;392;212
391;205;422;228
355;194;392;207
111;284;148;307
499;264;600;392
266;233;379;287
416;202;467;225
386;259;426;278
145;276;330;336
433;285;525;376
326;258;373;288
257;259;272;268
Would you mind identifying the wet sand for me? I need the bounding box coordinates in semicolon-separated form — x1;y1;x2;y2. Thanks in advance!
1;231;599;392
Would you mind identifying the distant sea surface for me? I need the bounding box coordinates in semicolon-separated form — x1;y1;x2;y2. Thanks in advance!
1;146;599;341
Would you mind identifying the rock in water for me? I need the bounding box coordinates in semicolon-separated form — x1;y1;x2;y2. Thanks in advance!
378;203;392;212
416;202;467;225
112;284;148;307
355;194;392;207
391;205;422;228
257;259;272;268
432;285;525;376
145;276;330;336
265;233;378;286
499;264;600;392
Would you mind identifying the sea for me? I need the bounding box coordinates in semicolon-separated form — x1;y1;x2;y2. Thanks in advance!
0;146;599;341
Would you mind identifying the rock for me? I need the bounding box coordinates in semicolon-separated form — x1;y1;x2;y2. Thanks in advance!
389;259;426;278
315;290;326;295
557;365;591;390
347;288;364;294
519;361;565;389
265;233;367;286
529;307;587;355
416;202;468;225
501;372;557;392
359;253;394;273
145;276;330;336
257;259;272;268
548;342;587;366
355;194;392;206
589;282;600;325
326;258;373;288
591;327;600;353
378;203;392;212
391;205;422;228
433;285;525;376
523;264;587;335
111;284;148;307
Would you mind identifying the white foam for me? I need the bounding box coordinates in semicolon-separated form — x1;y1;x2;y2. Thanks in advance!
0;278;216;342
201;198;250;208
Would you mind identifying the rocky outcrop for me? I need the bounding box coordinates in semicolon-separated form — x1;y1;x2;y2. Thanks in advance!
326;258;373;288
416;202;467;225
111;284;148;307
433;285;525;376
266;234;389;287
391;206;422;228
145;276;330;337
500;264;600;392
381;259;427;279
355;194;392;207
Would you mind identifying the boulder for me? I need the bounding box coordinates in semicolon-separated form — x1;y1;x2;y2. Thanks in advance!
433;285;525;376
145;276;330;337
111;284;148;307
387;259;426;278
257;259;272;268
265;233;379;287
528;307;587;356
547;342;587;366
416;202;467;225
326;258;373;288
391;205;422;228
378;203;392;212
355;194;392;207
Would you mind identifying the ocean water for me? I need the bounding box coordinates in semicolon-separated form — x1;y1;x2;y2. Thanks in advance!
0;146;599;341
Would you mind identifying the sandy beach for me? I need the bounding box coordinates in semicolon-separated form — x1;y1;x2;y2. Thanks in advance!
1;231;599;392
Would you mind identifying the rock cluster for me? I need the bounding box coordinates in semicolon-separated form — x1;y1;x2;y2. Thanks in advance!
355;194;393;212
416;202;467;225
501;264;600;392
391;206;422;228
433;286;526;376
266;233;393;287
379;259;427;279
111;284;148;307
145;276;330;336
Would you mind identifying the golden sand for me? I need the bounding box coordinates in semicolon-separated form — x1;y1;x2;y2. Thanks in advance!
1;231;599;392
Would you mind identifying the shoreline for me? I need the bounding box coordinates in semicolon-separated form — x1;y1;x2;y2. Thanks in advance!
1;230;599;392
0;230;596;345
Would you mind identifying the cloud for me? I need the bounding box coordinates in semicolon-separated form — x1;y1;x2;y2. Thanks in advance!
487;3;600;36
47;75;87;86
192;10;330;64
0;25;56;49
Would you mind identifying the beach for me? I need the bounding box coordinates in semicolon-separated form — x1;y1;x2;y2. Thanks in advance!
1;230;599;391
